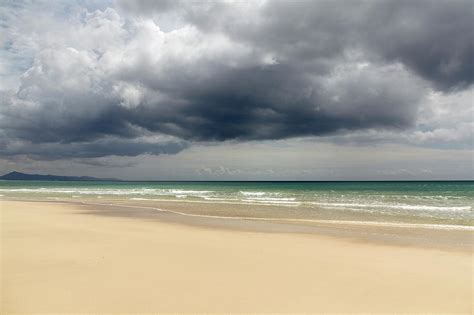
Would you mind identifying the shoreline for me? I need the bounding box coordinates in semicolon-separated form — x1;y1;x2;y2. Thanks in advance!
4;196;474;229
5;197;473;253
2;199;473;313
82;199;474;231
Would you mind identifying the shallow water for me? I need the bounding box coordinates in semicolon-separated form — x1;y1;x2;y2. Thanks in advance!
1;180;472;228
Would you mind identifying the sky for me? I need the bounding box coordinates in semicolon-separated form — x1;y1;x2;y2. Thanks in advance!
0;0;472;180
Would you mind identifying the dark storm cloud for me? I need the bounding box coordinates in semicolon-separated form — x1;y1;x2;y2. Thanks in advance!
1;0;472;160
0;137;189;160
2;102;136;144
129;64;421;141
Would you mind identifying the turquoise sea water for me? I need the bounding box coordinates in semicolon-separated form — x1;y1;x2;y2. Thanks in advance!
1;180;473;228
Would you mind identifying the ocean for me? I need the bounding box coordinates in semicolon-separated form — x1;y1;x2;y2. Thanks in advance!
1;180;472;229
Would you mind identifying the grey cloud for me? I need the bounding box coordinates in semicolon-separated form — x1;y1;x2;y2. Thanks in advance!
364;0;474;90
122;0;473;89
70;158;139;168
118;0;180;15
0;137;189;160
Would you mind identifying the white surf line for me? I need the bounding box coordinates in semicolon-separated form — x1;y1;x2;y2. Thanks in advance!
76;200;474;231
128;197;301;207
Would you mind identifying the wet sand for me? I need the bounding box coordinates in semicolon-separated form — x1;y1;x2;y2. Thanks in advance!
75;198;474;252
2;200;473;313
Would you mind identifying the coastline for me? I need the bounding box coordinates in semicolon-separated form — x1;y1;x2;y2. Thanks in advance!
7;197;473;252
2;199;473;313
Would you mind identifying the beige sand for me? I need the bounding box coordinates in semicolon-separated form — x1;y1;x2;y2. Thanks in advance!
1;200;473;313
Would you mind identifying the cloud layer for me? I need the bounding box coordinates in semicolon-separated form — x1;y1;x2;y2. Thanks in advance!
0;0;472;160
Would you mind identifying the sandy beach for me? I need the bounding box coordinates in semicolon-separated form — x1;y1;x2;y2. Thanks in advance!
2;200;473;313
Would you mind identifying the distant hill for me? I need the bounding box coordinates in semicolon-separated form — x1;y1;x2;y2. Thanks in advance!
0;171;120;181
